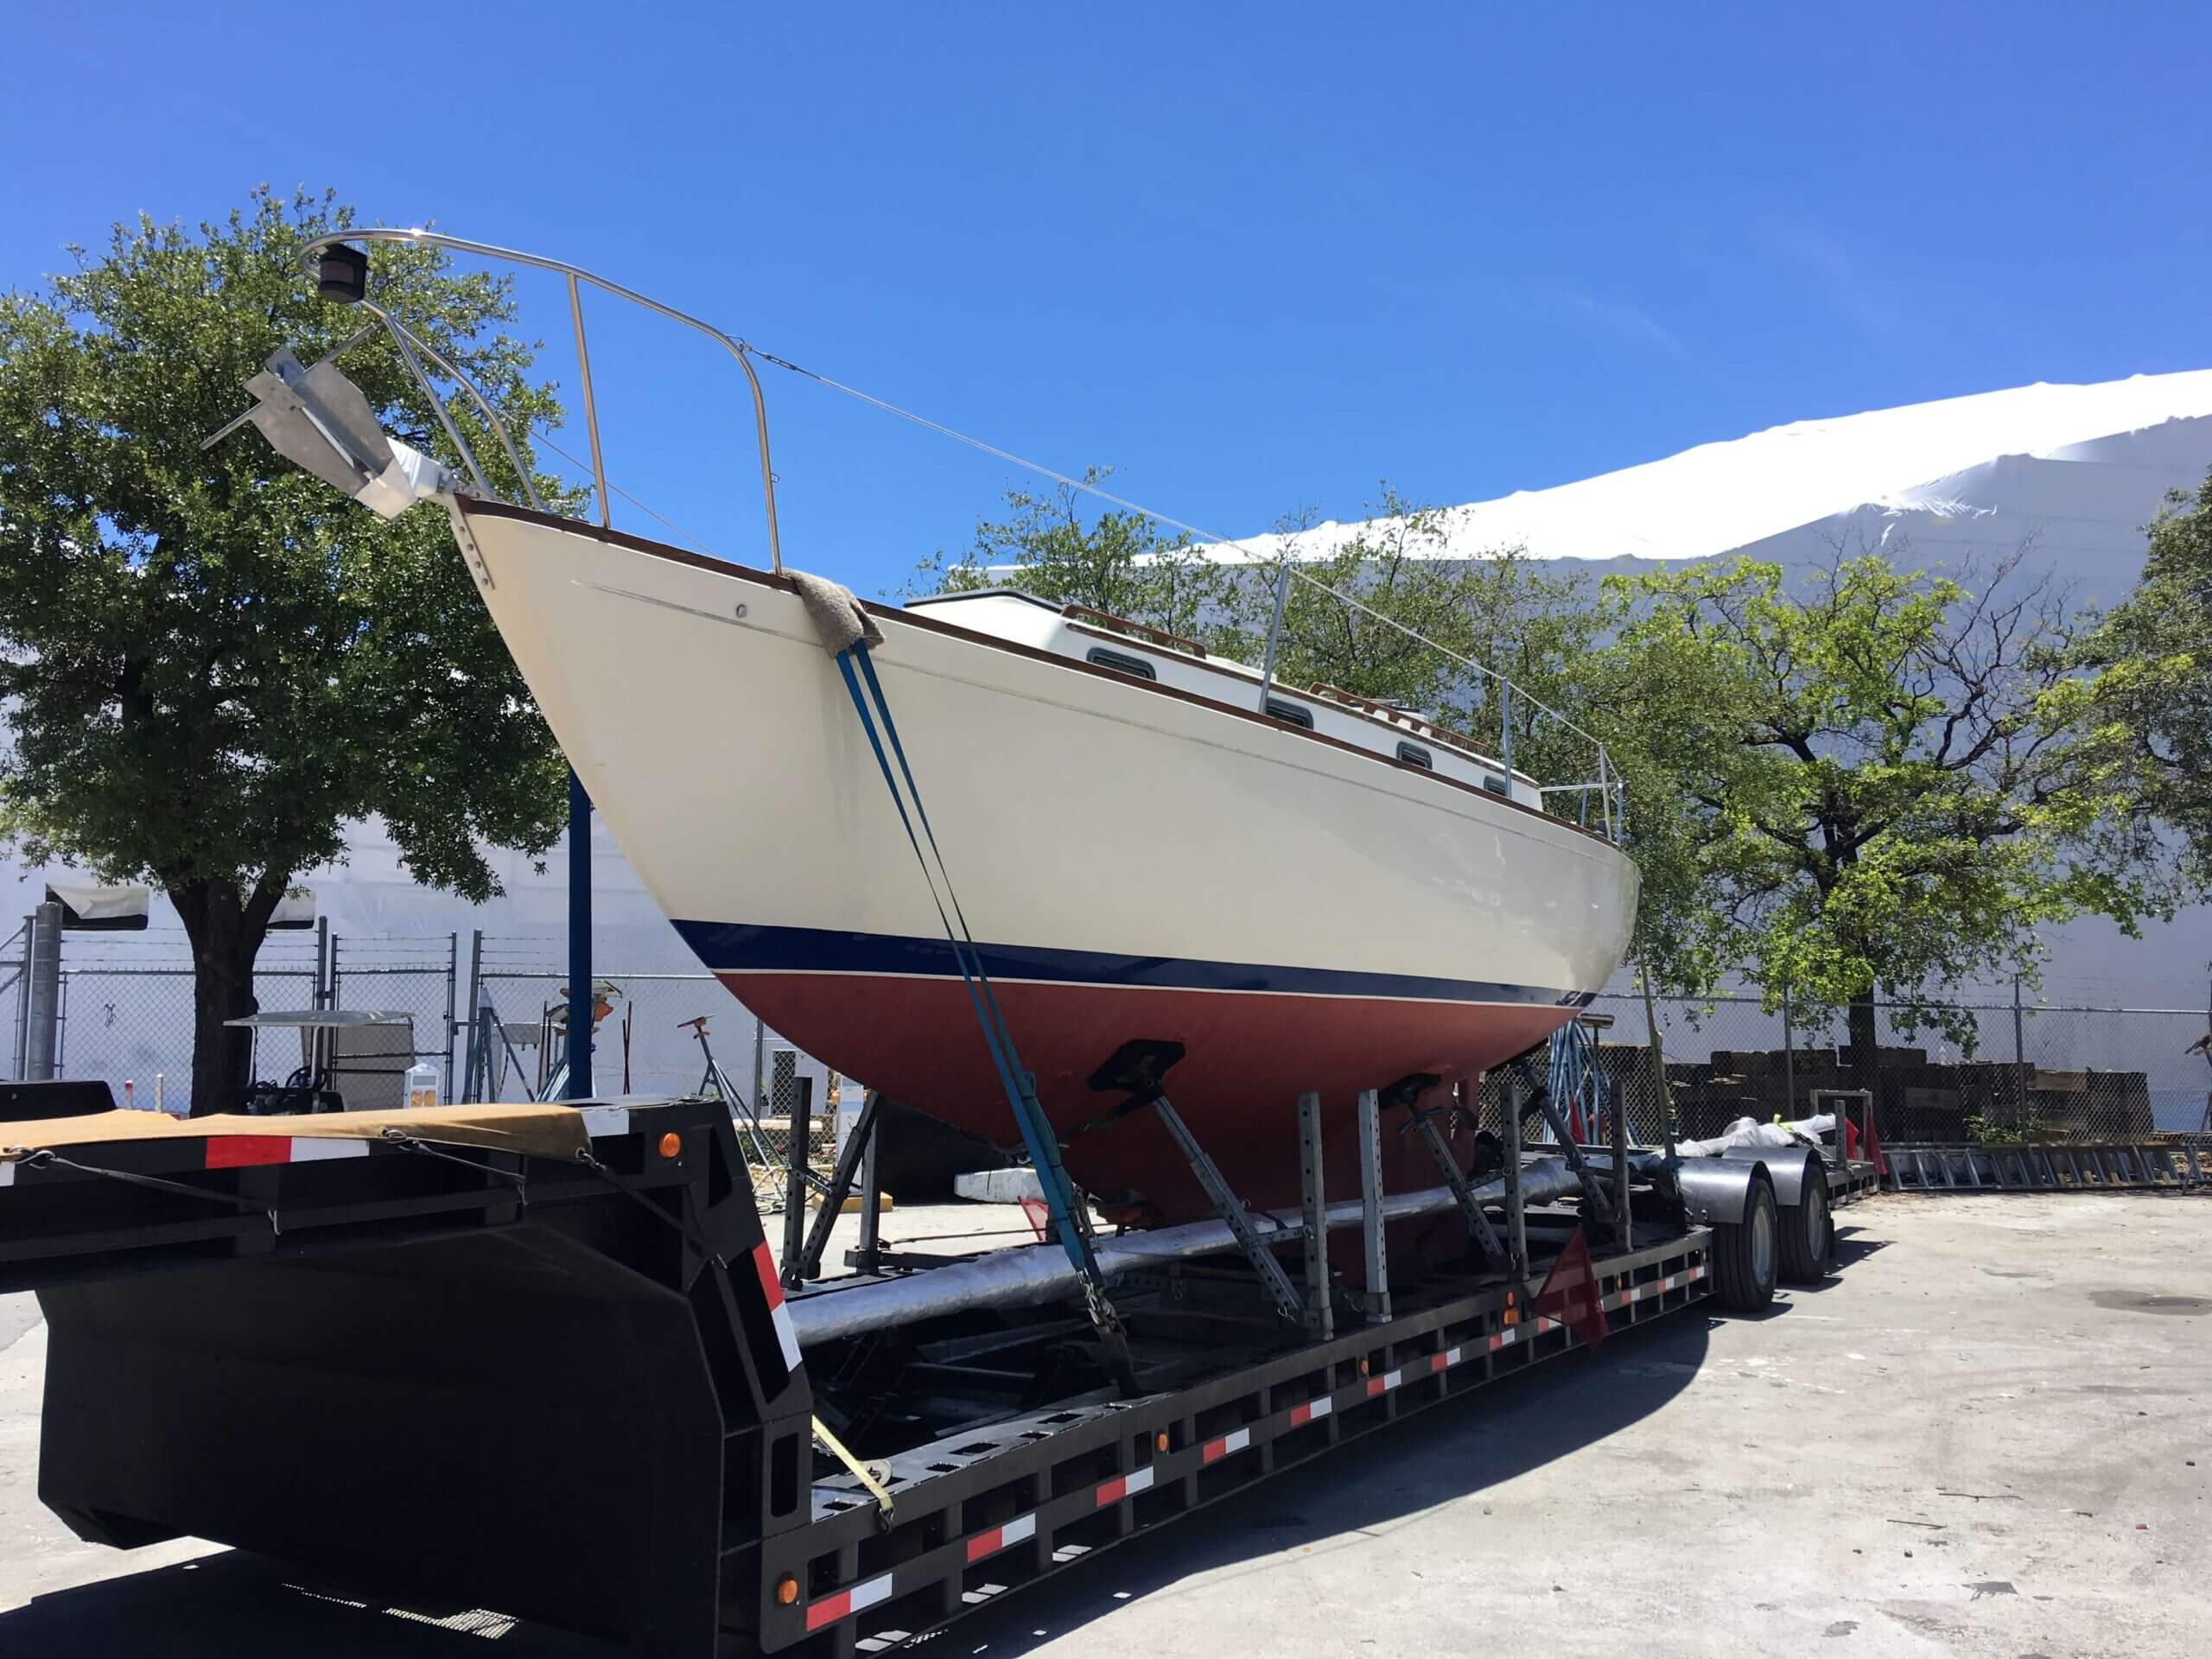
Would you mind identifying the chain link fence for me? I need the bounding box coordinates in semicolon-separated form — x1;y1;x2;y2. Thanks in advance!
1568;990;2212;1147
10;918;2206;1146
27;926;325;1113
467;943;842;1167
330;933;458;1107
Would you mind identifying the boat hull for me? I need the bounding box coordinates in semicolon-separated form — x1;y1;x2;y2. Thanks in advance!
450;501;1641;1226
715;957;1576;1220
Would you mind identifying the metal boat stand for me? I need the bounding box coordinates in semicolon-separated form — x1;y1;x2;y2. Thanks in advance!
1147;1092;1312;1329
1502;1076;1530;1280
1082;1043;1325;1343
1352;1087;1391;1324
1508;1052;1621;1249
780;1077;815;1292
1295;1091;1335;1340
1388;1074;1510;1274
681;1016;797;1214
797;1090;887;1281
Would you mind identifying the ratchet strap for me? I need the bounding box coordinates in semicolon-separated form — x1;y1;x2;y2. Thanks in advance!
832;641;1121;1317
811;1414;894;1521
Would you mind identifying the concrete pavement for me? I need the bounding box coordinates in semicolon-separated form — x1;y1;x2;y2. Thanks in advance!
2;1192;2205;1656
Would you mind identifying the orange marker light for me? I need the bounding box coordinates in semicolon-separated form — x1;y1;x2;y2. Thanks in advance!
775;1575;799;1606
1357;1357;1370;1376
1155;1432;1169;1452
658;1132;683;1160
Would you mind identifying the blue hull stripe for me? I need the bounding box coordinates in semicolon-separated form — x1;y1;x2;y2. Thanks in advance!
673;919;1593;1009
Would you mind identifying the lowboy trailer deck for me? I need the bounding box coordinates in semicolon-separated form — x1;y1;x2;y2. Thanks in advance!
0;1093;1861;1656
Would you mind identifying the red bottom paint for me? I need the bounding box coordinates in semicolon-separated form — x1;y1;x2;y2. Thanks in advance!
722;971;1574;1232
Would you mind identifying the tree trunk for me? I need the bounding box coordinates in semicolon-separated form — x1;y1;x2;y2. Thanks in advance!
170;874;287;1116
1847;987;1883;1139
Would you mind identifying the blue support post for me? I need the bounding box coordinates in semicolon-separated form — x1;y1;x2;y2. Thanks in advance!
566;768;594;1100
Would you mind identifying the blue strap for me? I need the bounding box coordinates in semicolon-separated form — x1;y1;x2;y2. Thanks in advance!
833;643;1103;1283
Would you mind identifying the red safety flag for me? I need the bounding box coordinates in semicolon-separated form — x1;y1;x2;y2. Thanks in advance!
1533;1225;1609;1349
1843;1110;1888;1176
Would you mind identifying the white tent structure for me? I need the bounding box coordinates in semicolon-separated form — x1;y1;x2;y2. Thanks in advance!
1217;370;2212;606
0;815;693;971
1216;370;2212;1008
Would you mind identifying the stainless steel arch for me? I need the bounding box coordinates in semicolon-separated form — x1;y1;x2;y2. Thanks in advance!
296;227;783;571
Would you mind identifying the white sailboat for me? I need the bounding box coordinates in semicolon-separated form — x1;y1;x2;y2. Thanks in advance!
238;230;1641;1222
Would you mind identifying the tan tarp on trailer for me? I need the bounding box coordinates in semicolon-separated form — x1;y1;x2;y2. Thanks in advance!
0;1102;591;1162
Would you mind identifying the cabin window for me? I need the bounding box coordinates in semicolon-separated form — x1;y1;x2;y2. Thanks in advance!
1266;698;1313;728
1395;741;1433;769
1085;646;1156;681
1483;774;1510;796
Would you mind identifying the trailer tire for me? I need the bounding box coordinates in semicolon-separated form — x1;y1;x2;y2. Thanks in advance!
1712;1173;1777;1312
1777;1169;1832;1284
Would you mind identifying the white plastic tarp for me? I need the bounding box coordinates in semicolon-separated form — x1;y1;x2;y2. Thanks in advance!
1675;1114;1834;1160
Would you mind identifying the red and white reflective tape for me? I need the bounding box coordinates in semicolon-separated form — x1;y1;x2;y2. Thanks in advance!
805;1569;893;1631
579;1106;632;1139
1487;1315;1561;1352
1200;1427;1251;1464
203;1135;373;1171
1617;1263;1709;1306
1287;1393;1334;1427
1363;1367;1405;1398
1094;1465;1156;1506
965;1510;1037;1562
749;1241;804;1372
0;1160;14;1189
1427;1344;1465;1373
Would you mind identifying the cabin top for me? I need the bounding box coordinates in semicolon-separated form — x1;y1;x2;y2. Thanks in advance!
905;589;1544;810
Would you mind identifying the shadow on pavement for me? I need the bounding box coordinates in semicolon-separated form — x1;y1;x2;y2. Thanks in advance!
906;1308;1714;1656
3;1280;1732;1656
0;1552;618;1658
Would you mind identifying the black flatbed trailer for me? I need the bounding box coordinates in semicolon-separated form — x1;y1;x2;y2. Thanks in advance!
0;1096;1847;1656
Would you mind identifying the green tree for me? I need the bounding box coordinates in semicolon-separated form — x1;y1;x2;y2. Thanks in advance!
2078;468;2212;896
903;467;1230;642
0;187;573;1112
1235;490;1609;793
1596;547;2171;1093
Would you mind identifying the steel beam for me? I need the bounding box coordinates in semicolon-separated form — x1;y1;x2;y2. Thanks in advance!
1356;1089;1391;1323
1609;1074;1632;1238
780;1076;812;1291
1502;1076;1529;1282
855;1096;884;1276
1296;1091;1333;1340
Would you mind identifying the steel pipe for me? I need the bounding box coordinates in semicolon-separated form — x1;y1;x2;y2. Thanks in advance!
789;1154;1605;1347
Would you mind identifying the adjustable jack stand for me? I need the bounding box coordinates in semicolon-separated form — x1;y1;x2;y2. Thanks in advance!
1089;1039;1314;1332
1383;1071;1509;1269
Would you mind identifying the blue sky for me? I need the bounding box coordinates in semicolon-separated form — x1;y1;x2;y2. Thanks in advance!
6;2;2209;595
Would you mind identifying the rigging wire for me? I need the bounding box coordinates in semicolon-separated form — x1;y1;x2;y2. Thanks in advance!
527;425;720;558
404;280;1610;789
745;347;1614;763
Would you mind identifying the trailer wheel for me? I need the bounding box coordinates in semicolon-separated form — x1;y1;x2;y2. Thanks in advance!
1777;1170;1832;1284
1712;1173;1777;1312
